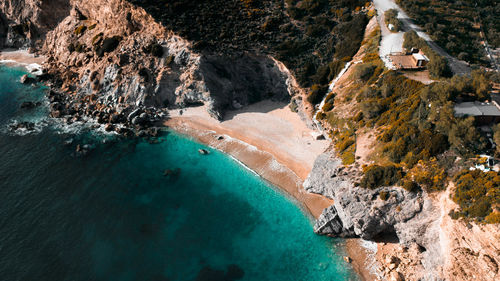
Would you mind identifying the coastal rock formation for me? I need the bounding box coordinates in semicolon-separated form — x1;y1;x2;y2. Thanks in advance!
0;0;296;123
305;152;425;241
0;0;71;48
306;151;500;280
304;152;442;278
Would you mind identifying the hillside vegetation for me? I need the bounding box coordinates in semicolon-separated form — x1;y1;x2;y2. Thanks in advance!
396;0;500;67
315;25;500;223
129;0;369;93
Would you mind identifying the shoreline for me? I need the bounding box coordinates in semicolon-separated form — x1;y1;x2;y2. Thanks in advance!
1;50;376;281
0;49;46;75
164;103;333;218
164;103;378;281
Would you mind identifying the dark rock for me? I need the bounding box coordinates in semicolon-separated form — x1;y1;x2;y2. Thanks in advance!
20;101;38;109
195;266;226;281
145;127;159;137
150;43;164;57
50;110;61;118
20;74;36;84
109;113;121;124
36;72;53;82
225;264;244;280
8;121;35;132
118;53;129;66
104;123;114;132
131;112;149;126
127;108;142;122
198;148;210;155
96;36;122;57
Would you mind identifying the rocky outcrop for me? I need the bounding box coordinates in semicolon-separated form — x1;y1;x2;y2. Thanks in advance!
305;151;445;279
0;0;71;48
307;151;500;280
304;152;425;240
0;0;294;123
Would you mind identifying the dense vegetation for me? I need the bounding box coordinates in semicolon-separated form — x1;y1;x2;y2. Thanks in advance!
312;21;500;222
451;170;500;223
384;9;401;32
396;0;500;67
129;0;369;94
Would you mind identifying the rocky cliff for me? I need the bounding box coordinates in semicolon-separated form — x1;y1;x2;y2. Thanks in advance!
305;151;500;280
0;0;297;131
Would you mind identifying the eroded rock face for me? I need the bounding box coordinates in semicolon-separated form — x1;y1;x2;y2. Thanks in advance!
304;152;424;240
305;151;445;279
0;0;295;120
0;0;71;48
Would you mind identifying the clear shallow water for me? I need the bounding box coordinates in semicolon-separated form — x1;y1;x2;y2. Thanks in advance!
0;65;359;281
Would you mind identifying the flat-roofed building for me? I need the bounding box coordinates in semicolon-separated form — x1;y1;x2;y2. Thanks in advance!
454;101;500;124
412;53;429;67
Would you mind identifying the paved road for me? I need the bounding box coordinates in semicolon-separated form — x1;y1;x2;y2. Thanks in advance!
373;0;471;76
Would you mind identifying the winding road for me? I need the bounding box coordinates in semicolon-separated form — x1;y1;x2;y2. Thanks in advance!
373;0;471;76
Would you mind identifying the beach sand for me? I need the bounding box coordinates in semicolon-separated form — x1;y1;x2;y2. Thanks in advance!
165;101;333;218
0;49;46;75
1;47;376;280
165;102;380;280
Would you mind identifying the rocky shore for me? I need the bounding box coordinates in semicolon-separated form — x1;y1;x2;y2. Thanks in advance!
2;1;499;281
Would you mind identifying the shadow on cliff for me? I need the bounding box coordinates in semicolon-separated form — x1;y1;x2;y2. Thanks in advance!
372;229;400;244
199;54;291;119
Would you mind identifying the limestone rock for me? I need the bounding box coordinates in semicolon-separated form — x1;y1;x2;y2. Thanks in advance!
305;151;423;240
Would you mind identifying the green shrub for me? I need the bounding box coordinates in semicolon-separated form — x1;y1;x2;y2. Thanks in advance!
452;170;500;222
360;165;403;189
88;23;97;30
289;100;298;112
336;138;355;152
316;111;326;120
384;9;402;32
74;25;87;35
341;150;355;165
402;180;420;192
485;212;500;224
352;63;376;81
307;84;328;105
379;190;390;200
324;92;336;104
92;32;104;45
322;101;334;112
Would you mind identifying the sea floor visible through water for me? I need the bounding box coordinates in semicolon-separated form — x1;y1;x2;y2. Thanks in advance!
0;65;359;281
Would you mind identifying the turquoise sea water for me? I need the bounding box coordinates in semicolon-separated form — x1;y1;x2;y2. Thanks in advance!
0;65;359;281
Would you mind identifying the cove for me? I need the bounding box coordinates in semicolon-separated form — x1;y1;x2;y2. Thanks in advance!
0;65;359;281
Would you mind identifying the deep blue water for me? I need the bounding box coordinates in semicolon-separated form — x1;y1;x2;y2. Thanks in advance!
0;65;359;281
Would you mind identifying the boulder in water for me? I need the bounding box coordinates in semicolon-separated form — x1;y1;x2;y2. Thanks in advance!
20;101;39;109
20;74;36;84
198;148;210;155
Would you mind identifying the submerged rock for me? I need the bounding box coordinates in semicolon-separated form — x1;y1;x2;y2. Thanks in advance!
198;148;210;155
20;101;40;109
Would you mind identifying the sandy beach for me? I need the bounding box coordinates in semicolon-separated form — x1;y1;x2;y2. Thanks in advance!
165;101;380;280
165;101;333;218
0;49;46;75
0;46;375;280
